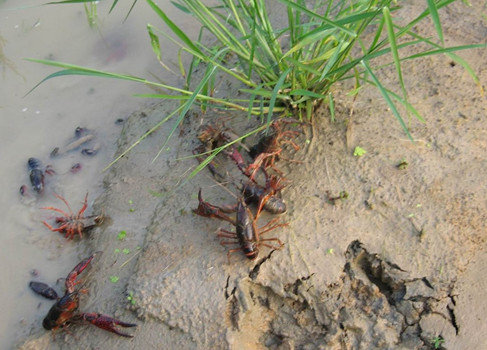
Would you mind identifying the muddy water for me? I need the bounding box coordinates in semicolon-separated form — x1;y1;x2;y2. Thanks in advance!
0;1;192;348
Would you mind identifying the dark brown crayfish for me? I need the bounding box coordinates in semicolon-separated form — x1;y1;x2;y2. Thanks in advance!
31;253;137;338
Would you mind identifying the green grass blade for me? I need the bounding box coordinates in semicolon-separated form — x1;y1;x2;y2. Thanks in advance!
24;58;179;95
186;123;268;181
134;94;192;99
170;1;190;14
177;48;186;78
153;56;221;161
285;57;322;76
109;0;119;13
383;0;456;45
368;15;385;52
383;7;409;116
104;104;185;171
319;40;348;81
122;0;139;22
361;60;412;140
328;92;335;122
403;43;486;87
400;26;485;86
282;28;335;60
267;67;291;123
146;0;203;56
240;88;290;100
363;78;425;123
288;89;328;99
147;24;174;72
277;0;356;37
426;0;444;44
45;0;97;4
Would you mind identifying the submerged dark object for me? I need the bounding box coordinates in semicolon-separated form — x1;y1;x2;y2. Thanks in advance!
70;163;82;173
81;148;98;156
19;185;27;196
28;157;45;194
29;281;59;300
50;126;95;157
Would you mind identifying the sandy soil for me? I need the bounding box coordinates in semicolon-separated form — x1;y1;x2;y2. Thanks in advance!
17;1;487;349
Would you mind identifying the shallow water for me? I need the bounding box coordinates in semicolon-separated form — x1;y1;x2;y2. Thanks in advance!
0;1;192;348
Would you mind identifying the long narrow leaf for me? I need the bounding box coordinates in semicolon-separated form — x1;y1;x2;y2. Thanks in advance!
277;0;357;37
328;92;335;122
383;7;409;117
426;0;444;44
25;58;184;95
109;0;119;13
45;0;96;4
104;104;185;171
146;0;203;56
267;68;291;123
401;42;486;85
361;60;412;140
153;53;222;161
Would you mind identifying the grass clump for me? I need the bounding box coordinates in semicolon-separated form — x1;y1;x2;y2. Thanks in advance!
145;0;483;134
28;0;484;165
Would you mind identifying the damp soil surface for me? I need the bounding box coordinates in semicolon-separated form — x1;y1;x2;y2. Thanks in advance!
18;1;487;349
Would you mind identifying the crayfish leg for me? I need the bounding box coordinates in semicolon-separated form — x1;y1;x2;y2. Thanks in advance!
42;221;67;233
77;192;89;217
41;206;71;217
53;194;74;215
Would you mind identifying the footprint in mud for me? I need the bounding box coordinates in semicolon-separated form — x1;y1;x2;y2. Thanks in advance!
227;240;458;350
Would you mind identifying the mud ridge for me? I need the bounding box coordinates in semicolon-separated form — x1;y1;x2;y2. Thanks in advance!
226;240;460;349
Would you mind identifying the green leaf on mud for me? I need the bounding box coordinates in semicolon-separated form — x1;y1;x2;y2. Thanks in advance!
127;291;136;305
118;230;127;240
109;276;119;283
353;146;367;157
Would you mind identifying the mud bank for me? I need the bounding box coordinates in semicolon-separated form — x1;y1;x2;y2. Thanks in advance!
18;1;487;349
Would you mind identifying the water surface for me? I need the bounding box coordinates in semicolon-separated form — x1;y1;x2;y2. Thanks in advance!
0;1;191;347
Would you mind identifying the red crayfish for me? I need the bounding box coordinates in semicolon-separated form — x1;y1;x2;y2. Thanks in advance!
248;118;301;171
194;190;286;261
192;122;244;180
42;193;104;240
30;252;136;338
226;147;287;215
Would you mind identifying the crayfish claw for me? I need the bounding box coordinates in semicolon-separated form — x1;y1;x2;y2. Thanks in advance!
193;189;236;225
65;252;101;292
80;313;136;338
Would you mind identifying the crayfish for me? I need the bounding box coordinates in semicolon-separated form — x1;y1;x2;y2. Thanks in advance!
30;252;137;338
248;118;301;171
226;147;287;215
194;190;286;261
23;157;55;195
193;122;249;180
42;193;104;240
